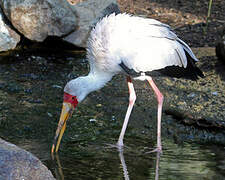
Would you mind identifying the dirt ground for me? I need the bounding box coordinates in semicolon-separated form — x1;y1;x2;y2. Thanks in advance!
117;0;225;47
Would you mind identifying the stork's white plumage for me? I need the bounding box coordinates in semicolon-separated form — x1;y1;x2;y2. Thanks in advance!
51;13;203;153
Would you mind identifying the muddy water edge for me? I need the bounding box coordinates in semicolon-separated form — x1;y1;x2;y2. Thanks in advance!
0;47;225;179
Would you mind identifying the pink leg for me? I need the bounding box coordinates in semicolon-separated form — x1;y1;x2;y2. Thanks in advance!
117;76;136;150
146;76;163;153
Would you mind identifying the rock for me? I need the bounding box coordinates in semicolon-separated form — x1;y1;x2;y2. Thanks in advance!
0;0;120;48
63;0;120;47
0;7;20;52
0;0;77;41
0;138;55;180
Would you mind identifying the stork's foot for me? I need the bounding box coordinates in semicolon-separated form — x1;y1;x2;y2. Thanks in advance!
104;143;127;152
145;146;162;154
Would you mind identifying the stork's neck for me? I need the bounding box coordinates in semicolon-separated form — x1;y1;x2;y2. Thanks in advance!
87;71;113;92
76;71;113;102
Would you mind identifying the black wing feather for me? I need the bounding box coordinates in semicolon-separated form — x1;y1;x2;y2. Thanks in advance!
155;49;204;80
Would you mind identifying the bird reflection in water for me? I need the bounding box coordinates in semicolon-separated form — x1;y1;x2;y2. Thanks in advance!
51;153;65;180
51;151;161;180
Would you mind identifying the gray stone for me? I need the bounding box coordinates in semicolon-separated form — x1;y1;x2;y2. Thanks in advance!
0;7;20;52
63;0;120;47
0;138;55;180
0;0;119;48
0;0;77;41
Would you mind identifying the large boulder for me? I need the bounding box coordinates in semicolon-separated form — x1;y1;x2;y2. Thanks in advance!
0;138;55;180
0;7;20;52
0;0;77;42
0;0;120;48
63;0;120;47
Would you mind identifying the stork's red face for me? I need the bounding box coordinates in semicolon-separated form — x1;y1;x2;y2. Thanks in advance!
51;92;78;153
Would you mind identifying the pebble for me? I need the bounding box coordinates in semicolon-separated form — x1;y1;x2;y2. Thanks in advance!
47;112;53;117
52;85;62;89
89;119;96;122
187;92;196;98
111;115;116;121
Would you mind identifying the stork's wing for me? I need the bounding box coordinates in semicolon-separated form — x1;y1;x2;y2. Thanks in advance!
89;13;202;78
117;14;199;72
143;18;200;63
142;18;178;40
126;16;203;79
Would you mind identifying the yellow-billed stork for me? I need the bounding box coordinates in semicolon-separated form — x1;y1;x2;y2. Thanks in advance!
51;13;203;153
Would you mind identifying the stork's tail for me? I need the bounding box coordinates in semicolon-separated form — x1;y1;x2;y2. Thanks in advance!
156;39;204;80
178;38;199;62
178;38;204;80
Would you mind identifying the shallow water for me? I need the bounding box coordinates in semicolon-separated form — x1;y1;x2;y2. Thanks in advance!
46;141;225;180
0;49;224;179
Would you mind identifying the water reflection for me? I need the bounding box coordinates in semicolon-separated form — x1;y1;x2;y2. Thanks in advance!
51;146;163;180
118;149;130;180
154;152;160;180
118;150;161;180
52;154;65;180
48;140;225;180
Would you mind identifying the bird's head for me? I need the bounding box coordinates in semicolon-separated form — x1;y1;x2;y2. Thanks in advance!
51;78;88;153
